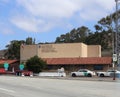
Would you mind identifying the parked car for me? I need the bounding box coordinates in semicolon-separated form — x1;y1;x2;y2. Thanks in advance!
15;70;33;77
0;68;6;74
0;68;14;75
71;69;96;77
96;70;120;77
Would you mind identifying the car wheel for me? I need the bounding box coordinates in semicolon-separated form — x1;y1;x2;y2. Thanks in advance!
100;74;104;77
87;73;92;77
61;75;63;77
72;73;76;77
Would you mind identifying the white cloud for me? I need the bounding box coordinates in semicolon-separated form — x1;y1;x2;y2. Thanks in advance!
96;0;115;10
10;15;55;32
76;0;115;21
16;0;78;19
11;16;39;32
10;0;115;33
80;9;106;21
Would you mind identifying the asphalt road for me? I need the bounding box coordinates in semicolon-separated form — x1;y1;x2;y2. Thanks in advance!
0;76;120;97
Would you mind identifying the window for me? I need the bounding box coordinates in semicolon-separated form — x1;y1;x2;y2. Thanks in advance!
94;65;103;70
79;65;85;69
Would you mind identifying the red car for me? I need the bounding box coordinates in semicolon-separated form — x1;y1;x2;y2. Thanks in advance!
0;68;15;75
0;68;6;74
15;70;33;77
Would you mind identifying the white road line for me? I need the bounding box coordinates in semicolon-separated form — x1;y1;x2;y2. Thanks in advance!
0;88;15;93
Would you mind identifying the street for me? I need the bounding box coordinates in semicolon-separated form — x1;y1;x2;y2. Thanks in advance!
0;76;120;97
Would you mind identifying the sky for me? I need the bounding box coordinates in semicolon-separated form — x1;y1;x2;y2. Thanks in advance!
0;0;116;50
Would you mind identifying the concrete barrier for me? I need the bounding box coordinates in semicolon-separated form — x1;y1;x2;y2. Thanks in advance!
39;72;66;77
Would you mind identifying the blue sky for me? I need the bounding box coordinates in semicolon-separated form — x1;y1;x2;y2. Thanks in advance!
0;0;115;50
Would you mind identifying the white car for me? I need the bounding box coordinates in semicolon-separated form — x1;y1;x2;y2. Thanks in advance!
71;69;96;77
96;70;120;77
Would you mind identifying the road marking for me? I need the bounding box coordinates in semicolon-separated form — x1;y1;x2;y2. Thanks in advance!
0;88;15;93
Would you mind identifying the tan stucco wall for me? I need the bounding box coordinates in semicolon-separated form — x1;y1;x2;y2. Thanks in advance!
38;43;83;58
20;45;38;61
87;45;101;57
81;43;87;57
20;43;101;62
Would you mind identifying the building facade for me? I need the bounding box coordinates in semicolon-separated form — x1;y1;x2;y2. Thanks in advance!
20;43;101;62
0;59;19;71
20;43;112;72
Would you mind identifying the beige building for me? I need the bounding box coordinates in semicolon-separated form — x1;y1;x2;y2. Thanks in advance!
20;43;112;72
20;43;101;62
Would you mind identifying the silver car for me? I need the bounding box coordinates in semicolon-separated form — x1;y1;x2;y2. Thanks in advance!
97;70;120;77
71;69;96;77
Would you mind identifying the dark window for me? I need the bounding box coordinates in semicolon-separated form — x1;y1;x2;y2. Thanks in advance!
94;65;103;70
79;65;85;69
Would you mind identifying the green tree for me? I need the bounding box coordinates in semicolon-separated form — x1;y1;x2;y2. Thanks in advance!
55;26;90;43
26;37;35;45
54;11;120;51
94;25;102;32
4;37;36;59
5;40;25;59
75;26;90;42
26;56;46;73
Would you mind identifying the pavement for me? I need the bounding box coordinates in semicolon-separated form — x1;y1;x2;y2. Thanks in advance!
32;74;120;82
0;76;120;97
1;74;120;82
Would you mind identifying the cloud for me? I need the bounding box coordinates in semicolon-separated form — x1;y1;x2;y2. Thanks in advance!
11;15;39;32
9;0;115;33
10;14;56;33
96;0;115;10
16;0;78;19
76;0;115;21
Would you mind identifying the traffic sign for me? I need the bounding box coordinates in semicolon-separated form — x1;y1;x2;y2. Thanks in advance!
4;62;9;70
113;54;117;61
19;64;24;70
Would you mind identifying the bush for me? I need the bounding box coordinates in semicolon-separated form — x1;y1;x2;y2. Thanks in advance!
26;56;46;73
0;64;4;68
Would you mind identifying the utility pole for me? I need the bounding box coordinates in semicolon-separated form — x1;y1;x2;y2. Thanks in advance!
115;0;120;65
113;0;120;80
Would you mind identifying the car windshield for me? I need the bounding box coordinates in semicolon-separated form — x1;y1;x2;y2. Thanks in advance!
79;69;88;72
107;70;115;72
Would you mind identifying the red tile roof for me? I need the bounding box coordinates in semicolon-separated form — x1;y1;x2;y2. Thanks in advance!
44;57;112;65
0;59;18;64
